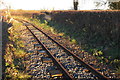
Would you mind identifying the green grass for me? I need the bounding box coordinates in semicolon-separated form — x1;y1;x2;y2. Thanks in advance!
116;66;120;73
36;16;120;72
12;15;120;73
4;19;31;80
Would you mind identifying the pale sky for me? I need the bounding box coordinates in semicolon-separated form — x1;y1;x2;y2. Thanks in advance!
1;0;109;10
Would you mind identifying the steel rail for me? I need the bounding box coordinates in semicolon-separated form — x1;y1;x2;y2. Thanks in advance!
27;21;109;80
35;27;109;80
17;19;110;80
26;25;74;80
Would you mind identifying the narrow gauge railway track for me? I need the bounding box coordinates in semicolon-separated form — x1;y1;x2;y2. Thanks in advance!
17;19;110;80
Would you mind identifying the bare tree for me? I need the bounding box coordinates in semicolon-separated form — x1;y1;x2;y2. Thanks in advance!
94;0;107;9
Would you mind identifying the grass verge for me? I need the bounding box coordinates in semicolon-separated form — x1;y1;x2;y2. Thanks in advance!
4;20;31;80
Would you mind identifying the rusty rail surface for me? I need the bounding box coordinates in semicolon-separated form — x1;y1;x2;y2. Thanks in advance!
16;19;110;80
26;25;74;80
